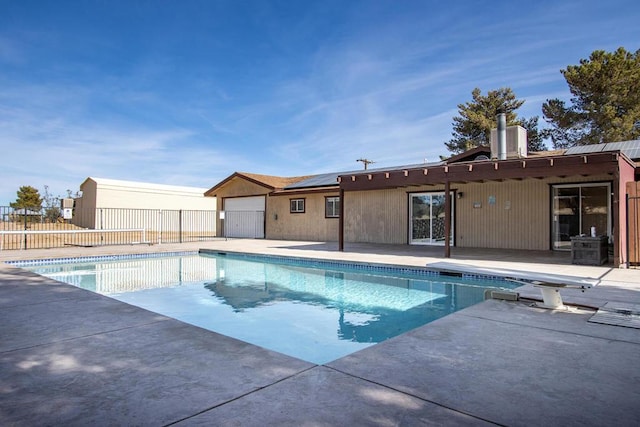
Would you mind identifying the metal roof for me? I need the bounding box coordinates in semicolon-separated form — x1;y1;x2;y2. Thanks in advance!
284;161;444;189
564;140;640;160
284;173;341;189
85;177;208;194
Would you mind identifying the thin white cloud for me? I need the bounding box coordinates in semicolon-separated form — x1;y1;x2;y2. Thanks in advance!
1;0;637;205
0;82;245;204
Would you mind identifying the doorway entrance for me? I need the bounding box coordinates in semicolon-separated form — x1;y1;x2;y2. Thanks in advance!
551;183;611;250
409;192;454;245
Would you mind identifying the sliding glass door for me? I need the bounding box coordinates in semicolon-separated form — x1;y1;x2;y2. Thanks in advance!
551;183;610;250
409;192;453;245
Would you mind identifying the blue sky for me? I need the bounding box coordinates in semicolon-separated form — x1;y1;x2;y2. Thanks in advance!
0;0;637;205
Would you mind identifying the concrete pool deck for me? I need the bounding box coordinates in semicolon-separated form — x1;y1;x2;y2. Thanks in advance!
1;240;639;426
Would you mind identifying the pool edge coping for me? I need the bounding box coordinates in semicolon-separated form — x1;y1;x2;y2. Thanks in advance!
200;248;511;283
6;248;519;285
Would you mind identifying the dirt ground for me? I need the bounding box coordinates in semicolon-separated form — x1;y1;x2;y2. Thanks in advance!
0;221;210;250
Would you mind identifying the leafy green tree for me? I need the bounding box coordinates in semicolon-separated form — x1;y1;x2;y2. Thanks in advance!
542;47;640;148
10;186;42;210
445;87;546;154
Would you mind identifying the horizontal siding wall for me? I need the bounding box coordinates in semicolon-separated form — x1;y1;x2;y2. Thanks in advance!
345;189;408;244
267;193;340;241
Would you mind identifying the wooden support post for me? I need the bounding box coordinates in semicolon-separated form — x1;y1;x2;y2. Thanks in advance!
339;188;344;252
444;180;451;258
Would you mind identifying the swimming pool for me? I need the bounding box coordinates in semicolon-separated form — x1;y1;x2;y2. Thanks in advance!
18;251;518;364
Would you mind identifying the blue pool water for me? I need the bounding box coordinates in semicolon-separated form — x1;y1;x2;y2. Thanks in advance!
20;252;518;364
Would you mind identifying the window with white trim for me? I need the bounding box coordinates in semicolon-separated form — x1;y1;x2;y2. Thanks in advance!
325;196;340;218
290;198;305;213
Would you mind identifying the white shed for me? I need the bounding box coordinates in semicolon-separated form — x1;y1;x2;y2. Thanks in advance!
73;177;215;234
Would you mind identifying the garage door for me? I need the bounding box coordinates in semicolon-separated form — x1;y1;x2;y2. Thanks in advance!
224;196;265;238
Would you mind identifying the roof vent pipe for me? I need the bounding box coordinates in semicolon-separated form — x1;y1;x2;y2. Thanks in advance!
497;111;507;160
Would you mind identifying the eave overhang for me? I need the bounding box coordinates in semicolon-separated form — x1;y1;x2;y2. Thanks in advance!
204;172;276;197
338;152;632;191
270;185;340;197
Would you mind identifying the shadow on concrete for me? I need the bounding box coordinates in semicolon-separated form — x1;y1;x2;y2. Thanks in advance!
273;241;579;266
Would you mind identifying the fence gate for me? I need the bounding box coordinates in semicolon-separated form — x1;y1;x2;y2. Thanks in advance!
627;182;640;266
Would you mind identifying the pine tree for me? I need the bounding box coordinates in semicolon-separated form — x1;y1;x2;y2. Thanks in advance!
542;47;640;148
10;186;43;210
444;88;544;154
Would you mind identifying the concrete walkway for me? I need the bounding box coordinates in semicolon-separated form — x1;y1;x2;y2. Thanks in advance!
1;240;639;426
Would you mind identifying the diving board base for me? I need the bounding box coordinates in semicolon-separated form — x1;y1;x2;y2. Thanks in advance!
534;285;565;310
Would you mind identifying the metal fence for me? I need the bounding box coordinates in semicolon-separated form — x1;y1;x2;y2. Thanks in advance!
0;206;219;250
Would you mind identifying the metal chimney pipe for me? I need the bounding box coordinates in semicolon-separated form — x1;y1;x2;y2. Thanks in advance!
497;111;507;160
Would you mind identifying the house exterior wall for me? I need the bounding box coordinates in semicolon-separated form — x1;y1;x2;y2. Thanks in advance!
217;179;272;205
617;158;636;265
343;174;615;250
344;188;409;244
455;180;548;250
267;192;340;241
214;177;272;235
627;181;640;266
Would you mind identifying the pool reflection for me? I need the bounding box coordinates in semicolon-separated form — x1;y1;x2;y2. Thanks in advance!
204;258;488;344
26;254;512;364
